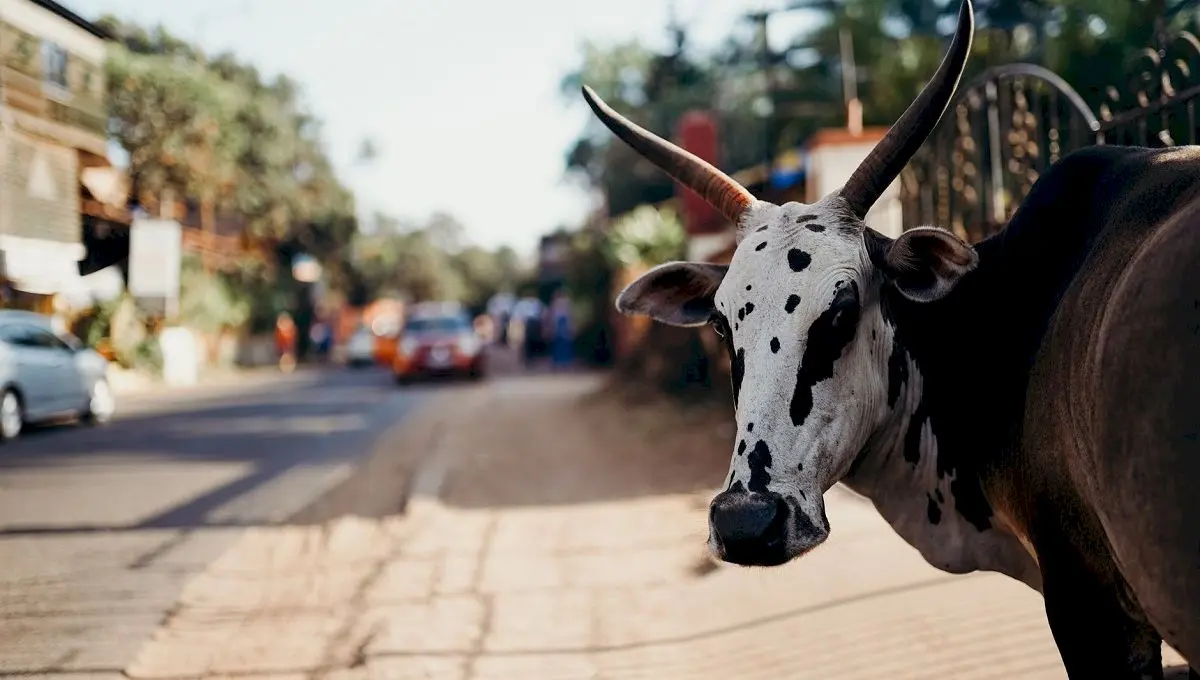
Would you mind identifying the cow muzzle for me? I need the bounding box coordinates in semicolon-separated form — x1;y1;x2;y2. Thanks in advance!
708;489;829;567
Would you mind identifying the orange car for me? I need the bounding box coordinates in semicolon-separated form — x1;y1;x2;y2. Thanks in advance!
392;305;486;383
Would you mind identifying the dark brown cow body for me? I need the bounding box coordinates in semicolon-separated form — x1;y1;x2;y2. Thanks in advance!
864;144;1200;676
1014;145;1200;673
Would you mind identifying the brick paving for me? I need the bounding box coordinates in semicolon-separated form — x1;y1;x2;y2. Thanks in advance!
124;372;1189;679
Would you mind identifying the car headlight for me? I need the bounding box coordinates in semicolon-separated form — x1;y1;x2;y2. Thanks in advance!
399;337;420;356
456;335;480;357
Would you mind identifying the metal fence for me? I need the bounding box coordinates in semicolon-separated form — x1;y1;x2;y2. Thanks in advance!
901;23;1200;242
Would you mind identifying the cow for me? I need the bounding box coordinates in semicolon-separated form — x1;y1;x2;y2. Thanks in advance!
581;0;1200;677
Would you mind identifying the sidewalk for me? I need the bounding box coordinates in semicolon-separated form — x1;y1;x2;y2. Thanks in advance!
123;372;1188;679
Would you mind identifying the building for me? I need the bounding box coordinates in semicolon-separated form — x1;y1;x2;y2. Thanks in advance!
0;0;122;310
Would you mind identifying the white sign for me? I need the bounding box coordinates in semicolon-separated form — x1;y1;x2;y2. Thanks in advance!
128;218;182;316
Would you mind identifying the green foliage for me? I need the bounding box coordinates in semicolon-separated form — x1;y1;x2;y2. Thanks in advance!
100;15;362;303
174;255;252;334
601;204;687;268
348;213;529;310
561;0;1191;226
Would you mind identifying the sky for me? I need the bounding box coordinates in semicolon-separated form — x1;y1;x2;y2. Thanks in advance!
64;0;816;258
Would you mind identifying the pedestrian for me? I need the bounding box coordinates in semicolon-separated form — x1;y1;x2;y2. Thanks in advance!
275;312;297;373
549;290;575;370
309;319;332;363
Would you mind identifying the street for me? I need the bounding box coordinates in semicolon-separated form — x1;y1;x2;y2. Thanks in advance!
0;365;431;676
1;365;1191;679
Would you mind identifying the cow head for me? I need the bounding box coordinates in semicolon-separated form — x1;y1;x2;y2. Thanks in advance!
585;0;977;567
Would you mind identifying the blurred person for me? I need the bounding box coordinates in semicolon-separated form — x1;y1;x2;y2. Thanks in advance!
309;318;332;362
522;303;543;368
549;290;574;370
275;312;297;373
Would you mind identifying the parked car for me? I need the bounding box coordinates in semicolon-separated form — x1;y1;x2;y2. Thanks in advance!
0;310;114;440
344;326;375;368
391;304;485;383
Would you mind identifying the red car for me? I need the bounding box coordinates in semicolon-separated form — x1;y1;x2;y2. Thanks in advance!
391;305;486;383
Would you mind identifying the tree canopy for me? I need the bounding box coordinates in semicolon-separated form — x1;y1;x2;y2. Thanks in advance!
560;0;1200;223
99;16;528;321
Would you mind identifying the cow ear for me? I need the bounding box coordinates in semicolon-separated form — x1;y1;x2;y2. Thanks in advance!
867;227;977;302
616;261;727;327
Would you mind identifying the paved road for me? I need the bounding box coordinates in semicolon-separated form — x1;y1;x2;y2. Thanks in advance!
0;364;431;676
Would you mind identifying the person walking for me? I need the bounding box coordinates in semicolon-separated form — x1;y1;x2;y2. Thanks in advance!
275;312;298;373
549;291;575;370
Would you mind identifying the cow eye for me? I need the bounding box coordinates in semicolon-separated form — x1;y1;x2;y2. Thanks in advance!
708;316;727;338
830;286;861;329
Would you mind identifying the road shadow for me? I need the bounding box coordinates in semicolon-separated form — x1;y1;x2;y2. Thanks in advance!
0;367;433;536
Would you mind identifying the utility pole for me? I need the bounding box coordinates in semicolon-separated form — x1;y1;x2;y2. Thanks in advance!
747;10;775;170
839;27;862;135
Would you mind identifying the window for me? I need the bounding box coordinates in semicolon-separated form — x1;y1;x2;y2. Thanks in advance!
41;41;68;90
0;324;30;347
0;324;69;351
404;315;471;335
27;328;70;351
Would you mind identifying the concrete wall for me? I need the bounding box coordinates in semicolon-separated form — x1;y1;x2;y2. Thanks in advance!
806;140;903;238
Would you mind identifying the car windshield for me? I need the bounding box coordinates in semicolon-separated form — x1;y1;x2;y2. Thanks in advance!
404;315;469;335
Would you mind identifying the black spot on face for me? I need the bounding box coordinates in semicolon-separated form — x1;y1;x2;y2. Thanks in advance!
756;225;768;232
926;495;942;524
795;214;819;224
886;338;909;409
785;295;801;314
806;223;826;233
789;282;861;427
787;249;812;273
744;302;755;315
746;285;752;291
747;440;772;493
755;242;767;251
738;308;745;321
770;337;781;353
747;422;754;432
738;440;747;455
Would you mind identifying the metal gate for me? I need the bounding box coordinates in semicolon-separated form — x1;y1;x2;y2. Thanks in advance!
901;24;1200;242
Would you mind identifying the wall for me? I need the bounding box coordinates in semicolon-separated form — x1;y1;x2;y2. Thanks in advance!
0;127;78;243
805;135;903;238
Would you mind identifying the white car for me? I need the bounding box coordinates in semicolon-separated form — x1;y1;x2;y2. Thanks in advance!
345;326;375;367
0;310;114;440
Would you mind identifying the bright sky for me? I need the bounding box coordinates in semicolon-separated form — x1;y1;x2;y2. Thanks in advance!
64;0;814;257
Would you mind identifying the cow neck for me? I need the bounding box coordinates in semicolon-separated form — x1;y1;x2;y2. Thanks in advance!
841;239;1043;589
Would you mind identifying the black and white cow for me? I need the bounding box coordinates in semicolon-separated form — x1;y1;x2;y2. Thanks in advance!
583;1;1200;677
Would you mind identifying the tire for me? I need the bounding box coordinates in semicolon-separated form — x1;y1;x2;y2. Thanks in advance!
0;389;23;441
81;379;115;426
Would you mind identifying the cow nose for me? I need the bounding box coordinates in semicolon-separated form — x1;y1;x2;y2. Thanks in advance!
709;490;791;566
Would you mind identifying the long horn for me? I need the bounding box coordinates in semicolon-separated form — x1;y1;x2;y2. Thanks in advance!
581;85;755;226
841;0;975;219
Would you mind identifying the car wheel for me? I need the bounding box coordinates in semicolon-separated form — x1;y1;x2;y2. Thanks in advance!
81;379;115;426
0;389;23;441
